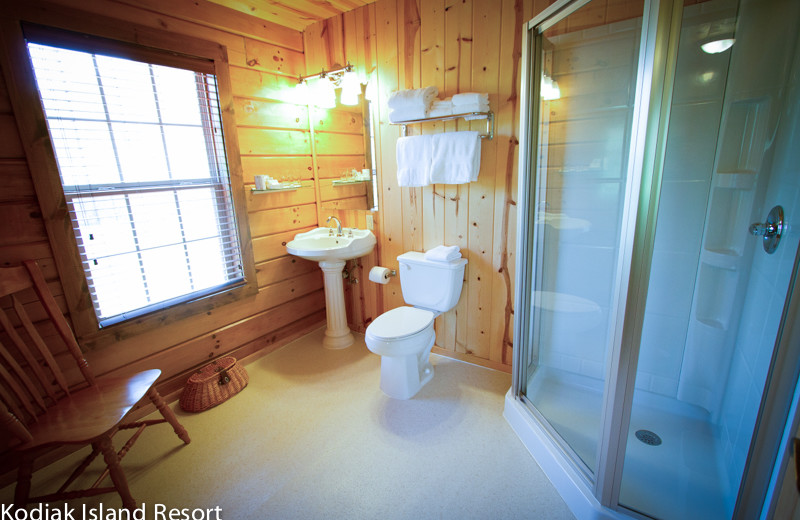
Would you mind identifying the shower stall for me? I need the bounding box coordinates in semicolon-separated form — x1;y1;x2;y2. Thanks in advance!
505;0;800;518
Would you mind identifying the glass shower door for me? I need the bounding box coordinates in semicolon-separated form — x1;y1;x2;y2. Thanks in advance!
618;0;800;518
519;0;646;476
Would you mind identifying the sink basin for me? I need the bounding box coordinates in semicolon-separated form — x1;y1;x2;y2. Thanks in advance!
286;227;376;262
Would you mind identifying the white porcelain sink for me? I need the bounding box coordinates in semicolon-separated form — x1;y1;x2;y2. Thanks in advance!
286;227;376;262
286;226;376;349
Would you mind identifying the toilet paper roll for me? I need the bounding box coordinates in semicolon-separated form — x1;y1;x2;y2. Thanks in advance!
369;266;392;284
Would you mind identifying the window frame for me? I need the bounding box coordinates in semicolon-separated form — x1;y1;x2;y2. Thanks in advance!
0;8;257;347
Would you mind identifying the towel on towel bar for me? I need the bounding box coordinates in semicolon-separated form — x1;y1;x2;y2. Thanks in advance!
429;131;481;184
396;134;433;187
388;86;438;111
451;92;489;106
424;245;462;262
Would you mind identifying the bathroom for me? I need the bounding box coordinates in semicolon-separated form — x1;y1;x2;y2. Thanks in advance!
0;0;799;518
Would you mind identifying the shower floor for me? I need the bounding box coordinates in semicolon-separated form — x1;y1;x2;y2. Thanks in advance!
527;367;732;519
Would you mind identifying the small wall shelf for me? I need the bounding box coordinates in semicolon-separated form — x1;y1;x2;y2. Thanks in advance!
332;179;370;186
391;110;495;140
251;183;301;193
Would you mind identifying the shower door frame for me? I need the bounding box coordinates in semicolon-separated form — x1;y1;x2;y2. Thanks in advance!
511;0;800;516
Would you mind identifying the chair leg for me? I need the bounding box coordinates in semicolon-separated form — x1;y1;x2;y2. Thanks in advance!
147;387;190;444
95;436;136;511
14;452;32;508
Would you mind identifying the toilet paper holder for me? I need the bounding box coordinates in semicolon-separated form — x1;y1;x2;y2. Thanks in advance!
368;266;398;284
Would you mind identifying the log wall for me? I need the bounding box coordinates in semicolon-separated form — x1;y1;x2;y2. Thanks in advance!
0;0;331;393
303;0;548;371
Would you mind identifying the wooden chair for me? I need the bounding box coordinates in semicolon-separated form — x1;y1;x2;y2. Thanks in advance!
0;260;190;510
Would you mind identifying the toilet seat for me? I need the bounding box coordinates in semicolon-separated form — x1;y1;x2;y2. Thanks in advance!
367;306;435;340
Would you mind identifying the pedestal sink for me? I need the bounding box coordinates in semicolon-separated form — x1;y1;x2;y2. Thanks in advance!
286;227;376;349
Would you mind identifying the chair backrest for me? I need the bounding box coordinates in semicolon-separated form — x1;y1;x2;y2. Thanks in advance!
0;260;95;436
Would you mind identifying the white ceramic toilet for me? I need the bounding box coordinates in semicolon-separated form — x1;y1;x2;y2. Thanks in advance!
365;251;468;399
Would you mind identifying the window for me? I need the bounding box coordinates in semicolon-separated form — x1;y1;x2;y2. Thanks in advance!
25;28;247;327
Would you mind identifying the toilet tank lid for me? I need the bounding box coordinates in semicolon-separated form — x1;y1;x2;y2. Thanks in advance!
397;251;468;269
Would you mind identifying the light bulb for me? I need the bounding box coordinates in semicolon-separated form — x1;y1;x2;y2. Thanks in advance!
340;71;361;105
365;73;377;102
701;39;735;54
312;78;336;109
294;81;309;104
541;75;561;101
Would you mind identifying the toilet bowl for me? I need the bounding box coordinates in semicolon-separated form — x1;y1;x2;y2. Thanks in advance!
365;251;467;399
365;306;436;399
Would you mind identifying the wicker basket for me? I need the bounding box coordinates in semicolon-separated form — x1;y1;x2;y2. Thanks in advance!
179;356;248;412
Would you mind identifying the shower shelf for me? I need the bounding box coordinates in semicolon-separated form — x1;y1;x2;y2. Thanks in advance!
695;317;727;331
714;173;756;190
391;110;495;140
702;249;741;270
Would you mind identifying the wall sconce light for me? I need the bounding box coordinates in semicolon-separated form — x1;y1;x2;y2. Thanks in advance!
293;80;310;104
541;74;561;101
296;63;361;108
364;71;377;102
313;77;337;109
340;70;361;106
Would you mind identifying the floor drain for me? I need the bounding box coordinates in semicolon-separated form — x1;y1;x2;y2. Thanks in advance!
635;429;662;446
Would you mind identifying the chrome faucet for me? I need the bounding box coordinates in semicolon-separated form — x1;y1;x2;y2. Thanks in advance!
327;216;342;236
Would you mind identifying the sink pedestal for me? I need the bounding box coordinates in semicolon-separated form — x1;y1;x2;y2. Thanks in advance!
285;227;375;349
319;260;355;349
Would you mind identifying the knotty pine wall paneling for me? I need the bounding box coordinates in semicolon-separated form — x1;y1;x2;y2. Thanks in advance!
303;0;540;372
0;0;326;397
302;7;383;334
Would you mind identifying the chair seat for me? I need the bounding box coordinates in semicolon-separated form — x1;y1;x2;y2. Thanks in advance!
20;369;162;450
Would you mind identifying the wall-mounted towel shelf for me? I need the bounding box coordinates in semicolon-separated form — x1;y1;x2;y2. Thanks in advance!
392;111;494;140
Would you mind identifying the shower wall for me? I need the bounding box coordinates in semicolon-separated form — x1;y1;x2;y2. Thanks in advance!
636;1;733;402
717;0;800;492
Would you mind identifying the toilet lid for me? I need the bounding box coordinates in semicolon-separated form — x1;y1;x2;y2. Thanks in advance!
368;306;435;340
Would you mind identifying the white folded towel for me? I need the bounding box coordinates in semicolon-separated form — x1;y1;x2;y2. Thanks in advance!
425;245;462;262
396;135;433;187
389;106;428;123
453;102;489;114
429;99;454;118
429;131;481;184
388;86;439;110
453;101;490;120
452;92;489;106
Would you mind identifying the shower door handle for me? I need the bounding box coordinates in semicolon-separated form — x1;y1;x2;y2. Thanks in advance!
749;205;784;254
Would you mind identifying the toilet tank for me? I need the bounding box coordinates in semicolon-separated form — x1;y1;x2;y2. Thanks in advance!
397;252;468;312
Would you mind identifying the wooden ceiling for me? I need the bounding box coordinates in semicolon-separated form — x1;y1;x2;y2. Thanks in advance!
207;0;379;32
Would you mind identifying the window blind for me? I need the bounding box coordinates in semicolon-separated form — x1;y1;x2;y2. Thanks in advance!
27;40;244;326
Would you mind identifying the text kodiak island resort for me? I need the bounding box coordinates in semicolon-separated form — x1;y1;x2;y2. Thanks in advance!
1;503;223;520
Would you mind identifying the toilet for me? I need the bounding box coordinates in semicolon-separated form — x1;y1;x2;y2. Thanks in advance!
365;251;468;399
